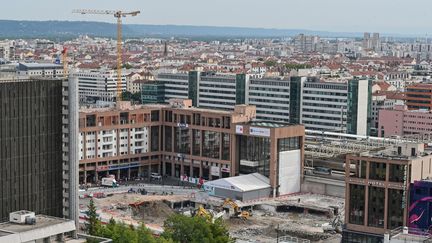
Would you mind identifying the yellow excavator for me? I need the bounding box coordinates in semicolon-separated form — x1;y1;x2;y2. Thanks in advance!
222;198;250;220
194;206;224;223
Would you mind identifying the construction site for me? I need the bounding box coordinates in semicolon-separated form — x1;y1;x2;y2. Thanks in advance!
76;131;432;242
79;184;344;243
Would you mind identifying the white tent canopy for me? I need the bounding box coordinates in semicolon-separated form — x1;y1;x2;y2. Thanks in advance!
204;173;270;192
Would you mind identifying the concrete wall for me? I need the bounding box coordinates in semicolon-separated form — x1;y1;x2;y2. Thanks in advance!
278;150;301;195
301;177;345;198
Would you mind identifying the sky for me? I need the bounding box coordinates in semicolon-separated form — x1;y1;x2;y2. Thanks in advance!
1;0;431;35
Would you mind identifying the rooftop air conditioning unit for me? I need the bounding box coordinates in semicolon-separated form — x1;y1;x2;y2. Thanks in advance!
9;210;36;224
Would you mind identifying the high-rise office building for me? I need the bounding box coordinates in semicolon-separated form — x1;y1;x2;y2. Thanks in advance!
0;77;78;228
153;71;372;135
72;69;127;104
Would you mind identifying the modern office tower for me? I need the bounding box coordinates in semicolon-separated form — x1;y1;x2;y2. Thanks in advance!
290;78;372;135
141;81;165;104
155;72;293;120
248;76;290;121
405;83;432;110
72;69;127;104
78;100;305;197
343;143;432;242
0;77;78;226
152;71;372;135
157;73;189;101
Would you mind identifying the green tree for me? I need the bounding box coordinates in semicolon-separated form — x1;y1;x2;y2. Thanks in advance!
122;63;133;69
264;60;277;67
162;214;233;243
85;199;101;236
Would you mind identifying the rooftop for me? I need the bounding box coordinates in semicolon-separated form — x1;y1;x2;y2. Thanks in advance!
0;215;72;233
0;215;76;243
245;120;295;128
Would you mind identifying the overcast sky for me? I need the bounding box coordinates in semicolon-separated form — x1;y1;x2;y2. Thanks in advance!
1;0;431;35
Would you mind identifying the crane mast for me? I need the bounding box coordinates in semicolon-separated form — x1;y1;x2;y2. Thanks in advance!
72;9;141;101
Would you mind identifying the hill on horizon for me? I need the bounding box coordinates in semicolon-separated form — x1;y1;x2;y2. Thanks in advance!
0;19;367;39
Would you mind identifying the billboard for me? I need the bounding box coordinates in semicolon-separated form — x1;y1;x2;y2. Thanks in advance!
409;180;432;231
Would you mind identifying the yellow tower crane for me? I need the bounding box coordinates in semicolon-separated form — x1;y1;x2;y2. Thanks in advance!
72;9;140;101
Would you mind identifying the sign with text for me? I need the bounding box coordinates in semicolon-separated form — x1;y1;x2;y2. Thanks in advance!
249;127;270;137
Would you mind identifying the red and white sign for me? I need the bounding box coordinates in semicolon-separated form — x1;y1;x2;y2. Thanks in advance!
236;125;244;134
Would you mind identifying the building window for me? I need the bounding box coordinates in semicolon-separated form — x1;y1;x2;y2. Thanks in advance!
349;184;365;225
150;126;159;152
164;126;172;152
387;189;403;229
368;186;385;228
369;162;386;181
277;137;300;152
202;131;220;159
174;127;190;154
389;164;404;183
222;133;230;160
151;110;159;122
192;130;201;156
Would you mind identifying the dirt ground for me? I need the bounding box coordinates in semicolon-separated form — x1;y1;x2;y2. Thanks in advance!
227;209;340;243
80;193;343;242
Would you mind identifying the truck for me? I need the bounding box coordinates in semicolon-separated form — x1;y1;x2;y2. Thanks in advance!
101;177;118;187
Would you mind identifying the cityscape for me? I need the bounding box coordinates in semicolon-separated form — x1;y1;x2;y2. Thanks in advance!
2;1;432;243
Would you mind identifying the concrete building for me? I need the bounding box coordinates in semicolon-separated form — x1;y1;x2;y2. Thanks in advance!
72;69;127;104
16;63;64;78
292;34;320;53
378;105;432;137
78;99;305;197
153;72;371;135
291;78;372;135
0;212;111;243
0;77;79;229
0;41;14;61
371;94;396;136
405;83;432;110
126;71;154;94
156;72;292;121
343;143;432;242
363;32;381;51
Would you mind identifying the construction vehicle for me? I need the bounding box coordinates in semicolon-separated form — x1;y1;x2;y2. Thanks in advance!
322;207;343;233
101;177;118;187
72;9;140;101
191;206;224;223
222;198;250;220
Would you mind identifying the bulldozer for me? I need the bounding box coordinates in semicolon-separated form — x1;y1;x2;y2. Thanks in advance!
222;198;250;220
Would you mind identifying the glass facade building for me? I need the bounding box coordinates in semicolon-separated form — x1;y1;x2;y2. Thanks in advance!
344;145;432;240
